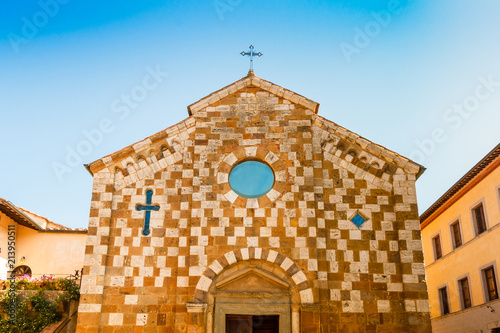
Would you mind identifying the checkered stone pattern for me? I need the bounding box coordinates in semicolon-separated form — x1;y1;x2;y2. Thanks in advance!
76;82;431;333
76;168;112;325
312;122;429;332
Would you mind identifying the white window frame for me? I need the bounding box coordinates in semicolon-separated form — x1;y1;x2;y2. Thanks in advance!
470;198;489;237
431;230;443;261
437;283;450;316
448;217;464;250
456;273;473;310
496;184;500;213
479;261;499;303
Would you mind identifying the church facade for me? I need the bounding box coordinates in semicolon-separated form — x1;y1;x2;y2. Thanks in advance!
75;72;431;332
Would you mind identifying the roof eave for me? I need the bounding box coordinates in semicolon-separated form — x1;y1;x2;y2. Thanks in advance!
187;74;319;116
84;163;93;176
0;200;44;231
420;143;500;227
416;165;426;180
39;229;89;234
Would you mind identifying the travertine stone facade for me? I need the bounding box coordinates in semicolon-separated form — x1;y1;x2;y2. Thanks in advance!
76;73;431;332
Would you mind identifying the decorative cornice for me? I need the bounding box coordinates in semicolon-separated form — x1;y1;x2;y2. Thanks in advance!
85;117;196;176
313;114;424;177
420;143;500;228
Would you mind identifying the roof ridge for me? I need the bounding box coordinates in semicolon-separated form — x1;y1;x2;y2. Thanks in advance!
0;198;85;231
17;206;51;222
187;74;319;115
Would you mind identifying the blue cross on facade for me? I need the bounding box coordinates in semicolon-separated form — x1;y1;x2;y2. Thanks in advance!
240;45;263;71
136;189;160;236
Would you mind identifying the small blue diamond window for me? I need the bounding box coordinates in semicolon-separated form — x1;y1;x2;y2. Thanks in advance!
351;214;366;227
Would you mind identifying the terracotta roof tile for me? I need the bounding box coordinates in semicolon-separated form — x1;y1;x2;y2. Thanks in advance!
0;199;87;233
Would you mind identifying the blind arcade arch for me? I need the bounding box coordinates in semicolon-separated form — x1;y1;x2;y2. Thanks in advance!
188;248;314;333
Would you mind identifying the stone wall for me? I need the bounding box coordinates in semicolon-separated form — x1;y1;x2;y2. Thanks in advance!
76;79;431;332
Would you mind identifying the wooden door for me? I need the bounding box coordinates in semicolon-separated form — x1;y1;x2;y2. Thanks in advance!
226;315;279;333
252;315;279;333
226;315;252;333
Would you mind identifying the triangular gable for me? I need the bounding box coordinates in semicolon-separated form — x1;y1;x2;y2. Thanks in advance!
85;73;319;177
215;267;290;293
85;73;424;186
187;71;319;115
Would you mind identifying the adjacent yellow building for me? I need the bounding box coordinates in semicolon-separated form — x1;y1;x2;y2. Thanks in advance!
421;143;500;333
0;198;87;279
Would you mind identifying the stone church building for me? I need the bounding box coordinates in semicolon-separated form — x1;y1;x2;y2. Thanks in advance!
75;72;431;332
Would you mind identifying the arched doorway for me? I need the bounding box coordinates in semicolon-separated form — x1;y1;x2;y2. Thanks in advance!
206;260;301;333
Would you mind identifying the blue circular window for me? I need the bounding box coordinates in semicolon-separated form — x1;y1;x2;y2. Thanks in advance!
229;161;275;198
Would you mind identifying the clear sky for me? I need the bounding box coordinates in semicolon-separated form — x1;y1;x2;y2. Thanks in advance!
0;0;499;228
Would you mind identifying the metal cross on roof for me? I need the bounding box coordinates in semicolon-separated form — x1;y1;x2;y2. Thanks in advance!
240;45;263;71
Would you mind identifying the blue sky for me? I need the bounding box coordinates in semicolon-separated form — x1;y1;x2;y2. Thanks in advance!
0;0;499;228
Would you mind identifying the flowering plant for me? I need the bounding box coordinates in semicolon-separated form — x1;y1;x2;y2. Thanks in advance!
1;275;61;291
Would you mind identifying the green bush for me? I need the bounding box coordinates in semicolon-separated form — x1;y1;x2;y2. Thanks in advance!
0;276;80;333
0;290;59;333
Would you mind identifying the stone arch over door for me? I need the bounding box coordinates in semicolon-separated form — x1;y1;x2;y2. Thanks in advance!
191;248;314;333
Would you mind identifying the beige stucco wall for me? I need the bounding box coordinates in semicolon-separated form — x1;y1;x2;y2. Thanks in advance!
0;212;87;279
0;214;9;279
430;298;500;333
421;163;500;320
